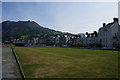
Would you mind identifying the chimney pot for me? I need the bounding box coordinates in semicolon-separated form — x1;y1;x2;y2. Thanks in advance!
113;18;119;23
103;23;106;27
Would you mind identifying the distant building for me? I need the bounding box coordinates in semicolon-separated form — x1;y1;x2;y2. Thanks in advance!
33;38;39;45
13;38;34;45
55;35;68;45
85;32;98;45
46;37;55;44
39;38;47;44
76;35;86;45
11;18;120;48
97;18;120;48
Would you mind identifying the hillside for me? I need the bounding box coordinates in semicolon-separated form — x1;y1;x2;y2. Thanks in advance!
2;20;71;42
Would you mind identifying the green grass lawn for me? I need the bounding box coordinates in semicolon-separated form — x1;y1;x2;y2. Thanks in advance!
13;47;118;78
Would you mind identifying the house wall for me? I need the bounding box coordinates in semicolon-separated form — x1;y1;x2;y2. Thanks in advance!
97;21;120;48
111;22;120;48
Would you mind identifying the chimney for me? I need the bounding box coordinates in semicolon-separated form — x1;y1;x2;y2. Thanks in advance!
113;18;119;23
103;23;106;27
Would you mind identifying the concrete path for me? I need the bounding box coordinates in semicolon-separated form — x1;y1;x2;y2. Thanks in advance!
0;47;2;79
2;47;21;79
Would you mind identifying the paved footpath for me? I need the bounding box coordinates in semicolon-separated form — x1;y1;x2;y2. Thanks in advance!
2;47;21;79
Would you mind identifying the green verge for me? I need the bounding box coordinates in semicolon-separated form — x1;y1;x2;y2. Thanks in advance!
13;47;118;78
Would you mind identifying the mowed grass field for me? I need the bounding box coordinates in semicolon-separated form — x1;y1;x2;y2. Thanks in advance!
13;47;118;78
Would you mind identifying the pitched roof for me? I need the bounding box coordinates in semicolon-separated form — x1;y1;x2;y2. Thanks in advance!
106;22;115;28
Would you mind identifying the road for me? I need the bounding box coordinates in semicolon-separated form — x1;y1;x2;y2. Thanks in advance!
2;47;21;79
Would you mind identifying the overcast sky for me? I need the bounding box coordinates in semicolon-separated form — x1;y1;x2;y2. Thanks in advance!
2;2;118;34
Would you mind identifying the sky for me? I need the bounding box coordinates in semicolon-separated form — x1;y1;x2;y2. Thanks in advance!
2;2;118;34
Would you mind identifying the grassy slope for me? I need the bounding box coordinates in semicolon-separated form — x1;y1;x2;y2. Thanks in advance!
13;47;118;78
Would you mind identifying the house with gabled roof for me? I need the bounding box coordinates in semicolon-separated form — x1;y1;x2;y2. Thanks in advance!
97;18;120;48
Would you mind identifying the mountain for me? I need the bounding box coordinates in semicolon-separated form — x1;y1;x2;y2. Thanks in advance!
2;20;71;42
77;33;85;35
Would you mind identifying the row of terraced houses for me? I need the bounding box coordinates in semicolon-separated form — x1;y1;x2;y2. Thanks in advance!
12;18;120;48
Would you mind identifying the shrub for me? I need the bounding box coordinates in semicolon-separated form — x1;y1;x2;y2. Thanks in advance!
46;43;54;46
96;44;102;48
56;42;64;46
78;44;88;47
67;43;72;47
71;44;76;47
88;44;94;47
15;43;25;46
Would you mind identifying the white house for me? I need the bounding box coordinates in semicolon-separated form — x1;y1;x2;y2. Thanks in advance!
55;35;68;45
97;18;120;48
85;32;98;45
